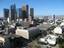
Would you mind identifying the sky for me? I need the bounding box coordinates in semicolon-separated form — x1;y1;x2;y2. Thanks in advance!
0;0;64;17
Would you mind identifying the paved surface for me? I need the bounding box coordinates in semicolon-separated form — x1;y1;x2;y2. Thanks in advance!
52;44;59;48
39;44;59;48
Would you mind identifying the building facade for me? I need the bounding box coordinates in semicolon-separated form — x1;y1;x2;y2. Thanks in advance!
30;8;34;20
22;5;29;20
53;14;55;24
4;8;9;19
26;5;29;18
19;8;22;18
10;4;17;22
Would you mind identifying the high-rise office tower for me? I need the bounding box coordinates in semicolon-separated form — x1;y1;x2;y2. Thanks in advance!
19;8;22;18
26;5;29;18
22;5;29;20
30;8;34;20
53;14;55;24
10;4;17;22
16;8;22;19
4;8;9;19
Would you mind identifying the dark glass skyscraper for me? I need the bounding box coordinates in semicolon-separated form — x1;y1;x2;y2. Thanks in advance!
22;5;29;20
19;8;22;18
4;8;9;19
53;14;55;24
30;8;34;20
10;4;17;21
26;5;29;18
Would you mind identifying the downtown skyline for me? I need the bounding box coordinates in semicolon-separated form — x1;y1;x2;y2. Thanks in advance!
0;0;64;17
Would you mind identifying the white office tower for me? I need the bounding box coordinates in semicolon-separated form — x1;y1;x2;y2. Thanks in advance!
8;9;11;24
28;16;32;24
7;17;10;23
53;26;62;34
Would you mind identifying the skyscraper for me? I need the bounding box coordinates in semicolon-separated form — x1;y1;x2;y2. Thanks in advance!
22;5;29;20
19;8;22;18
30;8;34;20
26;5;29;18
16;8;22;19
53;14;55;24
10;4;17;22
4;8;9;19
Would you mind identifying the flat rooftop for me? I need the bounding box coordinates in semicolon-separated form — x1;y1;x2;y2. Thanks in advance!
37;23;53;31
